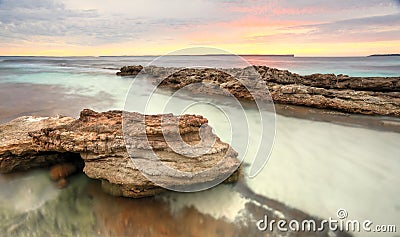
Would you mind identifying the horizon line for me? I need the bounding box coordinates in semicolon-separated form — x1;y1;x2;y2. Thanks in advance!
1;53;396;58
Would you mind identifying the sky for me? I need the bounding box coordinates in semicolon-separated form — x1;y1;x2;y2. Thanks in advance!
0;0;399;56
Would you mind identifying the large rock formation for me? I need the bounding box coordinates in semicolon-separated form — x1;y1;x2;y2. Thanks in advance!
117;65;400;117
0;109;240;198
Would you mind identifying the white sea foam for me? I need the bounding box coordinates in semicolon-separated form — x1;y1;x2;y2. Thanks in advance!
162;185;249;223
0;170;60;213
25;116;48;122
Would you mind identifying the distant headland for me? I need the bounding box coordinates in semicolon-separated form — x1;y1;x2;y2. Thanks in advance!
368;54;400;57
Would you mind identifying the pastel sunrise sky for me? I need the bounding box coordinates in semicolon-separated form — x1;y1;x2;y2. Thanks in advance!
0;0;399;56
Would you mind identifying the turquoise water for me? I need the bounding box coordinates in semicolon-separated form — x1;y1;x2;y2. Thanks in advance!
0;56;399;236
1;55;399;76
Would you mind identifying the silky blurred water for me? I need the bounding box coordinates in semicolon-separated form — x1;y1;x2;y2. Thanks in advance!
0;55;399;236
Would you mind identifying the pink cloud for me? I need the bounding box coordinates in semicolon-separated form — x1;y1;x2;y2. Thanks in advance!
223;1;326;16
272;6;325;15
212;15;315;29
224;2;274;15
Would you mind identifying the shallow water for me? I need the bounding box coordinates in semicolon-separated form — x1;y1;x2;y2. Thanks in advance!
0;56;399;236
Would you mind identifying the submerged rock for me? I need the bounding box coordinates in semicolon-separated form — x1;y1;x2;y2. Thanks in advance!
56;178;68;189
49;163;81;181
0;109;240;198
49;162;83;189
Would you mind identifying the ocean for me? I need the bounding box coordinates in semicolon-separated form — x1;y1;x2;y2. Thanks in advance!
0;55;399;237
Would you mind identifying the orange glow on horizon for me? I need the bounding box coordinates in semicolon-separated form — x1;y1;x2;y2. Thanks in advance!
1;40;399;57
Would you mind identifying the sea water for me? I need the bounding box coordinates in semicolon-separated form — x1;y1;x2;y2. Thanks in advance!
0;55;399;236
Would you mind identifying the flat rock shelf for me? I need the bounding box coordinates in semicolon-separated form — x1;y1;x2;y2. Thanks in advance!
117;65;400;117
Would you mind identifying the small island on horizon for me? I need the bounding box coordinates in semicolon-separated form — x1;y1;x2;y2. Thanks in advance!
367;54;400;57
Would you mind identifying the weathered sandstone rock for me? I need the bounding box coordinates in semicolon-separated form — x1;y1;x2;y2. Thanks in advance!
117;65;400;117
116;65;143;76
0;109;240;198
253;66;400;92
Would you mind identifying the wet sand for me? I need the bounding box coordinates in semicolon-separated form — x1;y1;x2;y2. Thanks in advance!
0;83;115;124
